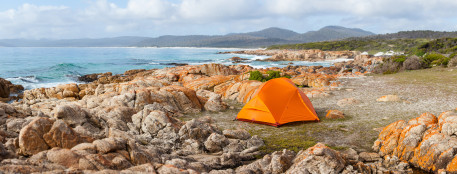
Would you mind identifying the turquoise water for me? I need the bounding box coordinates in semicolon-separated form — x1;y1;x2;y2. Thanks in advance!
0;47;333;89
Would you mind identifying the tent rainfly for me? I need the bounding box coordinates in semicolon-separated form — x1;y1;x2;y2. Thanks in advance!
236;78;319;127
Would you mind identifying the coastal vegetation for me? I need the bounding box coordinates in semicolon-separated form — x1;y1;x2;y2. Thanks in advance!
268;38;427;54
248;70;291;82
268;34;457;75
268;32;457;55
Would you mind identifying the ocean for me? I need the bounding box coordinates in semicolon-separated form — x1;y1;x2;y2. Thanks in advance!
0;47;335;89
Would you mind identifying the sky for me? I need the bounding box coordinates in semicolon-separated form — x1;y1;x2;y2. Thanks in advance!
1;0;457;39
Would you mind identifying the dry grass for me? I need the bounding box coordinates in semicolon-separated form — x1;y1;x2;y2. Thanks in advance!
181;67;457;154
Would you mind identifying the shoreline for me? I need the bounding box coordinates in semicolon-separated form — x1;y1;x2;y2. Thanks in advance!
1;61;456;173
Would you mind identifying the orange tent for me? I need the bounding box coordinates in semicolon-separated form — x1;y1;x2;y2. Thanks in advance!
236;78;319;127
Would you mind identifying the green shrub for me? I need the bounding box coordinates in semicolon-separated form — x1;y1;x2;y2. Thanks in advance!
249;70;290;82
393;55;407;63
249;71;264;81
265;70;281;81
422;53;449;67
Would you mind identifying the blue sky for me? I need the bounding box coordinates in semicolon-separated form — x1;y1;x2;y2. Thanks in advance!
1;0;457;39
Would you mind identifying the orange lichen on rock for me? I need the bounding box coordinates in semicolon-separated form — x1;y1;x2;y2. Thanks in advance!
373;111;457;173
291;73;337;88
325;110;344;119
223;80;262;103
161;85;202;110
183;75;235;91
407;112;437;126
446;155;457;172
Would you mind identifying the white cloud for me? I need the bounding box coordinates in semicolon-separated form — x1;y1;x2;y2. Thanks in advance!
177;0;263;21
1;0;457;39
0;3;73;39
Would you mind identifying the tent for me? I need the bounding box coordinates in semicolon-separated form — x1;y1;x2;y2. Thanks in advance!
236;78;319;127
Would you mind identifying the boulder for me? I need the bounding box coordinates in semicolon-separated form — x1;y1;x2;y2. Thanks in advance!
43;120;93;149
224;80;262;103
204;133;229;153
326;110;344;119
53;104;88;126
286;143;346;174
236;149;296;174
197;90;227;112
201;64;239;76
19;117;92;156
291;74;336;88
184;75;234;92
141;110;178;136
376;95;402;102
23;83;81;101
0;164;43;173
358;152;381;162
93;137;126;154
6;118;27;133
121;163;156;173
18;117;54;156
0;78;11;98
179;117;221;143
161;85;203;113
132;108;181;137
46;148;81;169
222;129;251;140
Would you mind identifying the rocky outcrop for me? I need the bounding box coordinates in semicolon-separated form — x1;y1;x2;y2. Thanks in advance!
3;112;265;173
197;90;228;112
223;80;262;103
234;149;296;174
222;49;359;61
23;83;82;101
373;111;457;172
21;64;351;106
78;69;151;84
286;143;346;173
0;63;383;173
0;78;10;98
0;78;24;102
291;73;337;88
18;117;93;156
209;143;412;174
201;63;239;76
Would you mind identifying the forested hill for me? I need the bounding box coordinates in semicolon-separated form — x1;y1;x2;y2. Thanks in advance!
0;26;374;48
134;26;374;48
268;30;457;55
355;30;457;40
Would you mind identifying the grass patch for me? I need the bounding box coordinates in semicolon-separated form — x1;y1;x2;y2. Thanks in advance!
249;128;316;154
377;67;457;93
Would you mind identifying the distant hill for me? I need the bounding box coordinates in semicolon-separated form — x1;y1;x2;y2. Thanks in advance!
135;34;293;47
0;26;375;48
350;30;457;40
235;27;300;39
135;26;375;48
290;26;375;42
